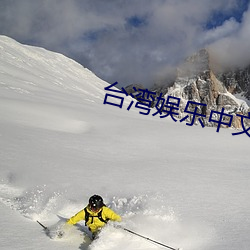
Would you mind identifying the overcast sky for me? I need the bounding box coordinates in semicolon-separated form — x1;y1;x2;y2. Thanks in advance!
0;0;249;87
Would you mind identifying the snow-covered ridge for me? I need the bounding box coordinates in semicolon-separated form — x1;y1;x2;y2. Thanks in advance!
0;35;108;101
0;35;112;133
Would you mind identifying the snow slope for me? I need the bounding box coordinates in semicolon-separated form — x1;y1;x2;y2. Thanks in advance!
0;36;249;250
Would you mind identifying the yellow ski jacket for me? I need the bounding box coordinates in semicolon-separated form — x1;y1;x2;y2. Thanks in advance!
67;206;121;233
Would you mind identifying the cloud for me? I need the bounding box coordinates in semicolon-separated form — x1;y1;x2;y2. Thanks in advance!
0;0;249;87
200;18;240;45
209;3;250;69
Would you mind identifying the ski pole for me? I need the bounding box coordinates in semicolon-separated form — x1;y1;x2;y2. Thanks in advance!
122;227;180;250
37;220;48;231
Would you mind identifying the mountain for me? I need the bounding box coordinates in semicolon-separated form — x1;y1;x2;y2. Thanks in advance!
0;35;109;101
217;65;250;99
127;49;250;130
168;49;250;129
0;35;115;133
0;36;250;250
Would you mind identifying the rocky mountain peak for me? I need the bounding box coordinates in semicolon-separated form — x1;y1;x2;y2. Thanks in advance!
124;48;250;130
167;49;250;129
177;48;210;78
216;66;250;100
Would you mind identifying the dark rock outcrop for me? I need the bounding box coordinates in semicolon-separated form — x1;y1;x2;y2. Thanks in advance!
164;49;249;128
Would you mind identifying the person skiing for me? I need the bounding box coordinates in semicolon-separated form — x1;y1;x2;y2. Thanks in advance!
66;194;121;239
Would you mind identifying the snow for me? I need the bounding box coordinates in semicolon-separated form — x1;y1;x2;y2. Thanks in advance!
223;91;249;112
234;93;250;107
0;35;250;250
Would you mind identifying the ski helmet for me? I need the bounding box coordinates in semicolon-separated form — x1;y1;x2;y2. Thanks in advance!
89;195;104;210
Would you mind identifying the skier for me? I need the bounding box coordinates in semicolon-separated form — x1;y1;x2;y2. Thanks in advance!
66;194;121;239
